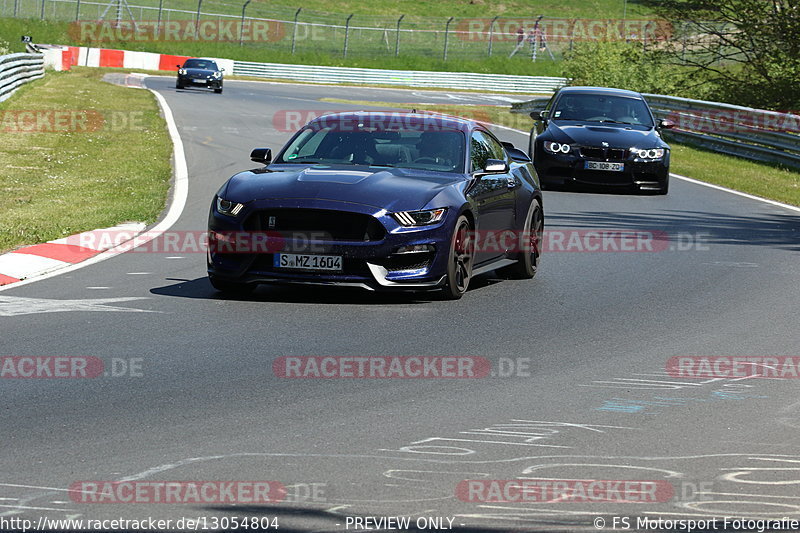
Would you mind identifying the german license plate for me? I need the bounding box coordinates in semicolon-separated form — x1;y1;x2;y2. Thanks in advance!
585;161;624;172
274;253;342;271
192;79;207;84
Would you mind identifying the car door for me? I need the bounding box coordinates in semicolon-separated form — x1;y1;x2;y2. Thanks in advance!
468;130;516;264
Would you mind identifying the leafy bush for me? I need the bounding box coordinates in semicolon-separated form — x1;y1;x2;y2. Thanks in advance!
561;40;685;96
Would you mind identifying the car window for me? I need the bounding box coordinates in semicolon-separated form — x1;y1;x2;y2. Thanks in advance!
470;131;505;172
552;94;653;126
183;59;218;70
276;125;466;173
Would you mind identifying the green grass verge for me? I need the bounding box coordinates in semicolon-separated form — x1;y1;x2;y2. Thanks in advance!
0;67;172;253
322;98;800;207
0;16;566;76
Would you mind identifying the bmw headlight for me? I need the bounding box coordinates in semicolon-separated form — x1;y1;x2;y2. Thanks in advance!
634;148;665;159
216;196;244;217
212;71;222;78
178;68;187;75
544;141;572;154
393;208;447;227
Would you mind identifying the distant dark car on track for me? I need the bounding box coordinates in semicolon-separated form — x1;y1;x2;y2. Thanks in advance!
207;111;544;299
530;86;673;194
176;58;224;94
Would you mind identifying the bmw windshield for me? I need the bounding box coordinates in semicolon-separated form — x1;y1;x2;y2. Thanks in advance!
552;94;654;127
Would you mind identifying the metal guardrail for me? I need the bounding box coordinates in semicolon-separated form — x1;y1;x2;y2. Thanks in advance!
0;53;46;103
233;60;568;93
511;93;800;170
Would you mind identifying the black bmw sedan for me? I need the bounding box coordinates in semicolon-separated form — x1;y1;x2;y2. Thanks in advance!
176;58;224;94
530;86;673;194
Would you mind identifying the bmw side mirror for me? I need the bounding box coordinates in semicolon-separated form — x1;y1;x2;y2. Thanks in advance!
220;68;225;72
250;148;272;165
531;110;549;122
658;118;675;129
176;64;181;68
483;159;509;173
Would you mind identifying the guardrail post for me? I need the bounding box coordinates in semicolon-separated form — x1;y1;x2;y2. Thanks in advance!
487;15;499;56
291;7;301;54
39;0;45;19
239;0;251;46
194;0;202;38
443;16;454;61
75;0;81;20
13;0;18;17
343;13;354;57
394;14;404;56
155;0;163;38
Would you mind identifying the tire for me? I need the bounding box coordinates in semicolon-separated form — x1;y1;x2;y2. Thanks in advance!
214;88;223;94
440;215;475;300
176;83;184;89
209;275;255;295
499;200;543;279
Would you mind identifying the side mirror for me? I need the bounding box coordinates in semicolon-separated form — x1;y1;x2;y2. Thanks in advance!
531;110;549;122
658;118;675;129
482;159;509;173
250;148;272;165
176;64;181;68
220;67;226;72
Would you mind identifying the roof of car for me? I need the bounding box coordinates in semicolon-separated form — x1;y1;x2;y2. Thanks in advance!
557;86;643;98
307;111;478;133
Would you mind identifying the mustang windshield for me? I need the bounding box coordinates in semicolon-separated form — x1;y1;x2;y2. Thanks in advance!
276;125;467;173
552;94;654;126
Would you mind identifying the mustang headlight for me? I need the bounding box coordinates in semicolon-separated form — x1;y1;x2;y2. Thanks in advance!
393;208;447;227
544;141;572;154
633;148;665;159
216;196;244;217
212;71;222;78
178;68;187;75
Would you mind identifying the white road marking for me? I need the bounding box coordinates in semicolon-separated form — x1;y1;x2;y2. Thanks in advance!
0;254;69;280
126;272;151;275
0;296;157;316
671;172;800;213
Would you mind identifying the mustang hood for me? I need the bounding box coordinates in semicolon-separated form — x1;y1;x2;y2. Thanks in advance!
222;165;464;212
548;121;663;148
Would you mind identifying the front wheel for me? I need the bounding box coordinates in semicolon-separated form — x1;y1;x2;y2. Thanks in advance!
209;275;255;295
440;215;475;300
214;87;223;94
499;200;543;279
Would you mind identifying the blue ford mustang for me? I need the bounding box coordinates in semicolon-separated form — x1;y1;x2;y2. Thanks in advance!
207;111;543;299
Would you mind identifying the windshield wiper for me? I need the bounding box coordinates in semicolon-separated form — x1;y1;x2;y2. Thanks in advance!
281;158;322;164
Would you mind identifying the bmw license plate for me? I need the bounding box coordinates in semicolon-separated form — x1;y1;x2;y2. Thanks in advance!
585;161;624;172
274;253;342;271
192;79;207;84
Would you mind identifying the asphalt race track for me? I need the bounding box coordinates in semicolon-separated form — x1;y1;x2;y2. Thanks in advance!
1;78;800;532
